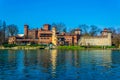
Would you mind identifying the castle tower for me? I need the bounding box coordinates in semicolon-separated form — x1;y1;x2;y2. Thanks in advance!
101;28;112;46
107;31;112;46
101;28;109;36
52;27;57;46
43;24;51;30
24;24;29;38
74;28;81;35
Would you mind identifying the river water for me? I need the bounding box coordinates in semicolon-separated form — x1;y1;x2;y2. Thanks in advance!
0;50;120;80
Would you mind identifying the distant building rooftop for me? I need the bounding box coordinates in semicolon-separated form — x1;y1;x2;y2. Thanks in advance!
17;34;24;37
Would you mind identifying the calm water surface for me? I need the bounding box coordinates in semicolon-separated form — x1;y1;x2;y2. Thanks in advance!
0;50;120;80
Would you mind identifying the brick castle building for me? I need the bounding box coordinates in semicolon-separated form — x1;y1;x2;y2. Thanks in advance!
9;24;81;45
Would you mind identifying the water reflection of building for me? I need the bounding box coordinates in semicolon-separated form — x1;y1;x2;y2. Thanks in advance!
73;50;80;67
101;50;112;66
24;50;37;66
37;50;51;69
50;50;57;77
79;50;112;68
64;50;80;67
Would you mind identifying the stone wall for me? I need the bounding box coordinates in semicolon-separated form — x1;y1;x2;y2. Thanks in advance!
78;33;112;46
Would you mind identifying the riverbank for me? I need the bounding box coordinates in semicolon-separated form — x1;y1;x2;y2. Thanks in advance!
57;46;120;50
0;45;119;50
57;46;85;50
0;46;45;50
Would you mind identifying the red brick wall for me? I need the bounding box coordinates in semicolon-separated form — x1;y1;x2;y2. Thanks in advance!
28;30;38;39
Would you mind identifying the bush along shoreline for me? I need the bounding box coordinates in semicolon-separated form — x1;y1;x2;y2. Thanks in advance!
0;44;47;50
57;45;117;50
0;44;118;50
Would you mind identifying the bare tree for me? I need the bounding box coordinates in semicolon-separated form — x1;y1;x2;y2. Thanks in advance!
89;25;100;36
106;27;120;47
0;20;7;44
116;28;120;34
52;22;66;32
2;21;6;42
79;24;89;36
112;33;120;47
70;28;75;34
63;27;67;32
107;27;116;35
112;28;120;47
7;24;18;36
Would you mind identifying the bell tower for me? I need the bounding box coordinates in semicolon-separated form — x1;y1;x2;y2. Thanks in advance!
52;27;57;46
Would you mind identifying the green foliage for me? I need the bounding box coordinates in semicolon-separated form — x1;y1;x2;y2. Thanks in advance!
29;44;47;47
84;46;116;49
58;46;116;50
106;46;116;48
88;46;103;48
3;44;16;47
58;46;85;49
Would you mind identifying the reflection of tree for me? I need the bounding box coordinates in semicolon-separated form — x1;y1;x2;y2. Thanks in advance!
73;50;80;68
8;50;21;71
0;50;9;67
111;51;120;64
8;50;16;63
57;50;66;66
37;50;51;70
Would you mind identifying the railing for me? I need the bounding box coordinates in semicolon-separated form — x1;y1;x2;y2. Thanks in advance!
16;39;39;41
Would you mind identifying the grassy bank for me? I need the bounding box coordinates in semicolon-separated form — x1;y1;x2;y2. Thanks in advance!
57;46;85;50
57;46;117;50
0;44;46;50
0;44;118;50
0;46;44;50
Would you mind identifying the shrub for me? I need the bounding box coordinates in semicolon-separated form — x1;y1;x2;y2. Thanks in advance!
58;46;85;49
3;44;16;47
106;46;116;48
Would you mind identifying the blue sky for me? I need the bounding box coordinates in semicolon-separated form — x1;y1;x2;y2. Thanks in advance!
0;0;120;33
